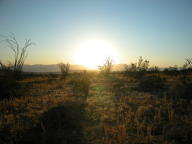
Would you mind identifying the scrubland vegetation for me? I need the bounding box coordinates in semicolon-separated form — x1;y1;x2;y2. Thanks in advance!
0;56;192;144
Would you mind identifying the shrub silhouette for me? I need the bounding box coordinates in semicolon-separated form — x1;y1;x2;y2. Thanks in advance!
58;62;70;79
124;56;149;79
149;66;160;73
183;58;192;70
0;61;12;72
98;56;114;75
180;58;192;75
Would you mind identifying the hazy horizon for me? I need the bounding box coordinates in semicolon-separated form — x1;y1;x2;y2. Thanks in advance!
0;0;192;68
22;63;178;73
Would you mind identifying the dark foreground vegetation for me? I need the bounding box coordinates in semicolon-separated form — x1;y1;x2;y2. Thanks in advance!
0;57;192;144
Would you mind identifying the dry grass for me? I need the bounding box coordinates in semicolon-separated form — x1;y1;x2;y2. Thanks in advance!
0;72;192;144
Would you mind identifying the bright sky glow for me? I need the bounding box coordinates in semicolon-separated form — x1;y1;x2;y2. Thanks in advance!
73;40;118;69
0;0;192;68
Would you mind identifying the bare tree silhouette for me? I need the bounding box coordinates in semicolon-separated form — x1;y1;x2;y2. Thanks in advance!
98;56;114;74
124;56;150;78
0;33;34;75
183;58;192;69
58;62;70;79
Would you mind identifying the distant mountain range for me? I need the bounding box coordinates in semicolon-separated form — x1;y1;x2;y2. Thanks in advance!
23;64;126;72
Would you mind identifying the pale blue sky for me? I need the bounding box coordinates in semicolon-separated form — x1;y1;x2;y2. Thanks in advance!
0;0;192;67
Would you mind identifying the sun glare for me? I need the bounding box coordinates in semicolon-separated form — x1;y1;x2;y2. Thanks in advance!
73;40;118;69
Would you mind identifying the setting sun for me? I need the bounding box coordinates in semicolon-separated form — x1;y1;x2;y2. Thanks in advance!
1;1;192;144
73;40;118;69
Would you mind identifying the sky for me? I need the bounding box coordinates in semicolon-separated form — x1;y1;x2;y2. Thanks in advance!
0;0;192;67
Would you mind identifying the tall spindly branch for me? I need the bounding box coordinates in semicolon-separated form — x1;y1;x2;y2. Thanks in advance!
1;33;34;74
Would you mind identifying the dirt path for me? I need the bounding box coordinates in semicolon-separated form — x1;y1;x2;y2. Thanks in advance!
84;75;117;143
0;75;119;144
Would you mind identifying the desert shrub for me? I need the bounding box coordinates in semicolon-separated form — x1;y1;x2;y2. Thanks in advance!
58;62;70;79
0;61;13;72
70;71;91;98
137;56;150;72
183;58;192;70
98;56;114;75
124;56;150;79
137;75;166;93
180;58;192;75
124;63;140;78
149;66;160;73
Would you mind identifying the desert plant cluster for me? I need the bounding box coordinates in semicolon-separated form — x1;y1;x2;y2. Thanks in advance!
0;36;192;144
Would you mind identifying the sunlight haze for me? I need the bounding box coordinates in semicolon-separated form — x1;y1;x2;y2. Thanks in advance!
0;0;192;68
73;39;118;69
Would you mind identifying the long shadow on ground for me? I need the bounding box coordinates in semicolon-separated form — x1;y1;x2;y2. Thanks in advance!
18;101;87;144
